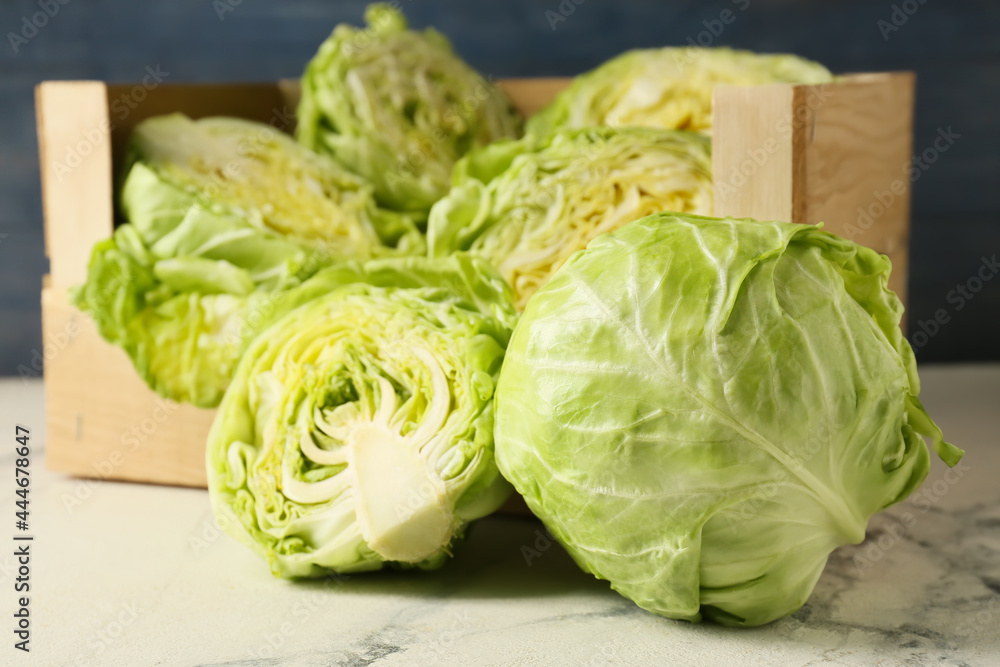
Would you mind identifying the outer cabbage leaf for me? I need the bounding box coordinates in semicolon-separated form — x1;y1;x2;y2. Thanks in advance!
297;3;522;217
73;114;421;407
527;47;833;136
495;213;962;627
207;254;516;577
428;128;712;309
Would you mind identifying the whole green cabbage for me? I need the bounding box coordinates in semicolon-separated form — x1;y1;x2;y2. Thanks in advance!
527;47;832;137
73;114;418;407
297;3;523;217
495;212;962;627
207;255;516;577
428;127;712;309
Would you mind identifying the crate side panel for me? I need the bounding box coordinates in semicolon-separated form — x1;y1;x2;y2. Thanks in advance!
796;72;915;302
43;287;215;487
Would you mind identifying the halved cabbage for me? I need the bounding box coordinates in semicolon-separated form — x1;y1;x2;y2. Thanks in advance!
427;127;712;309
527;47;832;136
207;255;516;577
495;212;962;627
297;3;522;217
127;113;421;252
73;115;419;407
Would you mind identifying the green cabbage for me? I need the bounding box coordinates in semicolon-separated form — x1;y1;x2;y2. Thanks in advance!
207;255;516;577
428;127;712;309
297;3;523;217
495;212;962;627
73;114;419;407
527;47;833;137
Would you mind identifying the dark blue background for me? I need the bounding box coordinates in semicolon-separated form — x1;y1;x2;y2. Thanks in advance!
1;0;997;374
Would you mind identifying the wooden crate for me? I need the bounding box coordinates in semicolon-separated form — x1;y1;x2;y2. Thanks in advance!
35;73;914;488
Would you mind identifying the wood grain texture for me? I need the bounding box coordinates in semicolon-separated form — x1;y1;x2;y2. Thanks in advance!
797;72;915;302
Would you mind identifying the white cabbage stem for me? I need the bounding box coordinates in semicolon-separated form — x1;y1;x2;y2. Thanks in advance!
349;350;453;562
268;347;456;562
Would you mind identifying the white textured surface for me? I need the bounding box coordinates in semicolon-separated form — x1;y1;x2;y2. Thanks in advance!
0;365;997;666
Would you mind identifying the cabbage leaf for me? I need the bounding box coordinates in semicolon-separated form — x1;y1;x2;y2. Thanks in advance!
495;212;962;627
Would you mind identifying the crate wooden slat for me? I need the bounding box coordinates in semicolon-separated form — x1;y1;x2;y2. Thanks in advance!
36;74;915;489
36;82;114;291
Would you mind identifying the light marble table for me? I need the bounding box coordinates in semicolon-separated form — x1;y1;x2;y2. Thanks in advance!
0;366;997;666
